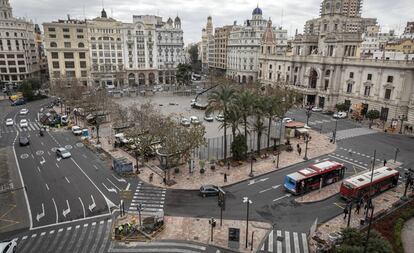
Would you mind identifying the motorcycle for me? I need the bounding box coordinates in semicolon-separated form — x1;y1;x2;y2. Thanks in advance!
39;129;44;136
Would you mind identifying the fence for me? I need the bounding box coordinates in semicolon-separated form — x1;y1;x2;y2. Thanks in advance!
192;124;286;161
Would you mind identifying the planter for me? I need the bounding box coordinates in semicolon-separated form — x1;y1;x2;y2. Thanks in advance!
210;165;215;170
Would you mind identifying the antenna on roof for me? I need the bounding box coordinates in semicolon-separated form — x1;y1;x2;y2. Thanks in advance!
83;4;86;20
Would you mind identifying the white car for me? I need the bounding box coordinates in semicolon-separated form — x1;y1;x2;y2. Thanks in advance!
282;117;293;123
190;99;196;106
5;118;13;126
71;126;82;135
333;112;347;119
19;108;29;115
56;147;71;159
19;119;28;128
215;114;225;122
0;239;17;253
204;114;214;122
190;116;201;125
180;118;191;127
311;107;323;112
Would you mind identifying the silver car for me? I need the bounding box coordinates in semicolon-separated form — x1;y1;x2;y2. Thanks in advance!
56;148;71;159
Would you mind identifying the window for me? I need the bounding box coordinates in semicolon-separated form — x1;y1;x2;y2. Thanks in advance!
78;42;84;48
77;28;83;33
79;52;85;59
346;83;352;93
62;28;70;33
48;27;56;32
63;52;74;59
65;61;75;68
367;74;372;81
80;61;86;68
64;42;71;48
50;42;57;48
364;86;371;96
384;89;392;100
81;70;87;77
63;34;70;39
349;72;354;78
52;61;59;68
269;73;272;79
269;64;272;69
324;80;329;91
49;34;56;38
387;76;393;83
19;67;26;72
51;52;58;59
77;35;84;39
17;60;24;65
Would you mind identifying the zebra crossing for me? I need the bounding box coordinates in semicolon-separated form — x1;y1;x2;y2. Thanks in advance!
259;230;309;253
334;127;377;141
1;121;44;134
128;182;166;216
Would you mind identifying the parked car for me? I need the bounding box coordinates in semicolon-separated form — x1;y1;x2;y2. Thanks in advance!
199;185;220;197
114;133;130;147
204;114;214;122
56;147;71;159
19;135;30;146
311;107;323;112
0;239;17;253
71;126;82;135
282;117;293;123
190;99;196;106
333;112;347;119
19;119;28;128
11;99;25;106
5;118;13;126
190;116;201;125
215;114;225;122
61;115;69;125
19;108;29;115
180;117;191;127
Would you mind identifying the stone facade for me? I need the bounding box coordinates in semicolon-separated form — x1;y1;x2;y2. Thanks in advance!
259;0;414;126
201;16;213;73
0;0;39;84
210;25;232;71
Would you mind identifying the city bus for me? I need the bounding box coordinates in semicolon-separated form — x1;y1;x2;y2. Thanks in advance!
339;166;399;201
284;161;346;195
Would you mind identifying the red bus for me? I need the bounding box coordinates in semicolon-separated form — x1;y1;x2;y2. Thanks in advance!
284;161;346;195
340;166;399;200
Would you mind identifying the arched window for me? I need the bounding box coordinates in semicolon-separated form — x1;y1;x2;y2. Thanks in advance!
309;68;318;89
78;42;84;48
325;70;331;76
50;42;57;48
138;73;145;85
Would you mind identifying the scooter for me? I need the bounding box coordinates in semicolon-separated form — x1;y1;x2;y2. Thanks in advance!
39;129;44;136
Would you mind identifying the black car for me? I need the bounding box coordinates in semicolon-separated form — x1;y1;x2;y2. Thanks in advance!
199;185;220;197
19;136;30;146
11;99;26;106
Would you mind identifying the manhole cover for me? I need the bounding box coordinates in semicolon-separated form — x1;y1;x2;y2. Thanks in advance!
65;145;73;150
36;150;44;156
20;154;29;159
76;143;84;148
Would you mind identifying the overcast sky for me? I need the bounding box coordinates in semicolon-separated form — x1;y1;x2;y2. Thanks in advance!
12;0;413;44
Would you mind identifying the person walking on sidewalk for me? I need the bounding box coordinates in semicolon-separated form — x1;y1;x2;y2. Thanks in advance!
343;206;349;220
224;173;227;183
355;201;361;214
298;147;302;156
384;159;387;166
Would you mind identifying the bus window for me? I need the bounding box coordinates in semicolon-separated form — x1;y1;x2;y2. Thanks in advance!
284;176;297;193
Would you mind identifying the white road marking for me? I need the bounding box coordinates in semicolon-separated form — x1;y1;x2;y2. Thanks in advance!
93;165;99;170
31;234;37;238
259;185;281;194
268;230;274;252
248;177;269;186
272;194;291;202
56;163;60;168
302;233;309;253
47;151;50;155
36;203;45;222
67;227;72;231
45;184;49;191
79;197;86;218
37;166;41;173
76;225;80;229
106;178;121;191
285;231;291;253
22;236;27;240
52;198;58;223
58;228;63;232
62;200;70;218
112;174;127;183
125;183;131;191
293;232;300;253
65;177;70;184
328;155;366;170
88;195;96;212
49;230;55;234
102;182;117;193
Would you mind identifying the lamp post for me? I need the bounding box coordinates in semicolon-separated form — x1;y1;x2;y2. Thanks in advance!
363;204;375;253
401;169;413;200
249;149;254;177
276;118;284;169
209;217;216;242
243;197;253;249
303;134;310;161
332;116;338;144
399;115;407;134
394;148;400;162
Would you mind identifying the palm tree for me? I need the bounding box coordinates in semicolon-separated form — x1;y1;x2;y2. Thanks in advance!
207;86;236;161
234;90;255;140
226;104;242;140
251;96;267;155
262;95;279;149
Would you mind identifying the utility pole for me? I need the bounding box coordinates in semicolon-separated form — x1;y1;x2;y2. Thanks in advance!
363;205;375;253
303;134;310;160
209;217;216;242
333;117;338;143
347;201;353;227
365;150;376;220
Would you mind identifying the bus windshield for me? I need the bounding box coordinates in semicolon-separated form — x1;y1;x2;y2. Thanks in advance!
284;176;297;193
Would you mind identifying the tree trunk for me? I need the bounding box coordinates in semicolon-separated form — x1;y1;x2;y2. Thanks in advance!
267;117;272;149
257;132;261;156
244;116;248;140
223;122;227;161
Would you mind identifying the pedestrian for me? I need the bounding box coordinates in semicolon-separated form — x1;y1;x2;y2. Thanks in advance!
355;202;361;214
298;147;302;156
297;143;300;149
224;173;227;183
410;126;413;134
343;206;349;220
384;159;387;166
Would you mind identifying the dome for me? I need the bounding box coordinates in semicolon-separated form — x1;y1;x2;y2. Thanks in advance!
252;6;262;15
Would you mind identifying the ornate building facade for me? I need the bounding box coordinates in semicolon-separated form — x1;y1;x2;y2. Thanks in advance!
259;0;414;126
201;16;213;73
0;0;39;84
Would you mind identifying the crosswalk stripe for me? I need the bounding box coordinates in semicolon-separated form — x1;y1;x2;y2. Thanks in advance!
268;230;274;252
90;220;105;253
97;219;113;253
293;232;300;253
285;231;291;253
277;230;282;253
302;233;309;253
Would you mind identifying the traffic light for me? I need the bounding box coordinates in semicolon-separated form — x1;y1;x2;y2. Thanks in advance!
218;189;226;210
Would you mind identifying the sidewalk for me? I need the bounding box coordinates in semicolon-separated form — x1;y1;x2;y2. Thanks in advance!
402;218;414;253
308;184;414;251
98;127;336;190
295;161;401;203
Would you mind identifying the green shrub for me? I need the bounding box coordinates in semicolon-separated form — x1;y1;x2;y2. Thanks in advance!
231;134;247;161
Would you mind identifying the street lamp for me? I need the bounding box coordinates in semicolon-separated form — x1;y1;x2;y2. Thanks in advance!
209;217;216;242
249;149;254;177
363;203;375;253
399;115;407;134
243;197;253;249
276;117;284;169
303;134;310;161
401;169;413;200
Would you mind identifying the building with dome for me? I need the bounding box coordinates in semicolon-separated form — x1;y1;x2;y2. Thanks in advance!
259;0;414;128
226;6;287;83
0;0;40;85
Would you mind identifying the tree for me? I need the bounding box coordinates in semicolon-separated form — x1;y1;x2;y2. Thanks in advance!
251;96;267;155
176;63;192;86
366;109;380;128
207;86;236;161
231;134;248;161
336;102;351;112
19;80;34;101
234;90;254;141
335;228;393;253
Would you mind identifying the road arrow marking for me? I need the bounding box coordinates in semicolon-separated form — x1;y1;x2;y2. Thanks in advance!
112;174;127;183
248;177;269;186
259;185;281;194
62;200;70;218
36;203;45;222
56;157;61;162
88;195;96;212
40;156;46;165
125;183;131;191
272;194;291;202
102;183;117;193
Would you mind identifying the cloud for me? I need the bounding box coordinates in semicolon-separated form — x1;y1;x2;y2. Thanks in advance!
10;0;414;44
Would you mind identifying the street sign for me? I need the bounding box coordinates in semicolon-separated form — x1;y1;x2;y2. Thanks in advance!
119;190;133;201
